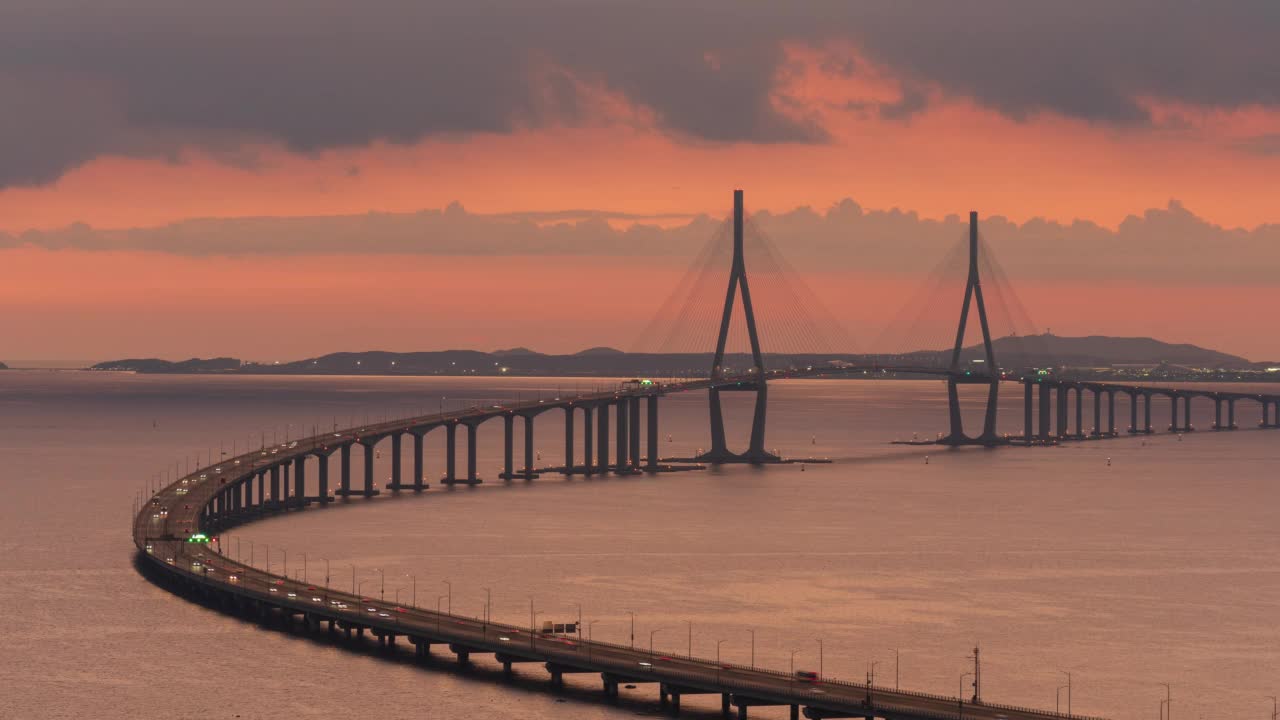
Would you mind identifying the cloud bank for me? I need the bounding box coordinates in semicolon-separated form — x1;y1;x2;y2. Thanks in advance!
1;1;1277;186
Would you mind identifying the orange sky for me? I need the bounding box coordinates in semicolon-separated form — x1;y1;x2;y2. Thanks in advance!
2;44;1278;363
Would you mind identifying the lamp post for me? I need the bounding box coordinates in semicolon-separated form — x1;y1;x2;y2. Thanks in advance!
573;603;583;641
443;580;451;613
483;587;492;633
349;564;356;594
588;620;600;662
301;552;307;584
790;650;800;693
263;543;269;575
1160;683;1172;720
869;660;880;686
379;567;385;602
1059;671;1072;716
716;639;728;683
890;648;900;690
627;611;635;649
409;574;416;609
817;639;824;680
1057;685;1070;715
1266;695;1276;720
436;596;445;633
961;672;973;701
686;620;693;658
650;627;667;657
748;628;755;669
358;579;372;598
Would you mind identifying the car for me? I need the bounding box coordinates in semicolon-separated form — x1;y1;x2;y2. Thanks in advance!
145;543;154;554
330;600;342;606
378;612;390;618
498;636;511;642
165;556;175;564
287;591;297;598
795;670;819;682
269;587;279;593
637;661;653;671
228;575;239;583
336;603;349;610
366;607;378;613
311;597;323;603
199;474;207;480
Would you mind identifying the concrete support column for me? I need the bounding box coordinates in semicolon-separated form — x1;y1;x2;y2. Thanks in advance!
722;693;731;718
1228;399;1236;429
1038;382;1051;440
1214;399;1223;430
629;396;641;469
257;471;265;506
503;415;514;480
270;465;280;506
564;408;575;475
1262;400;1271;428
583;407;594;475
1091;389;1102;436
616;398;629;471
390;433;402;491
1055;386;1068;438
597;403;610;472
362;441;375;496
293;456;306;509
1107;390;1116;435
1170;395;1180;432
647;395;659;470
1143;394;1153;433
317;454;328;502
1183;396;1193;431
412;432;425;491
445;423;457;482
282;462;291;506
1074;386;1084;438
1128;392;1139;433
466;423;478;483
340;445;351;495
524;415;535;480
1023;382;1033;441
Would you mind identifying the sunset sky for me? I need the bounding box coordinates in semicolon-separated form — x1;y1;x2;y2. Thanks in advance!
2;1;1279;363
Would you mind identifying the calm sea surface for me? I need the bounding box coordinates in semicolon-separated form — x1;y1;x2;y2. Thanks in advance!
1;372;1276;720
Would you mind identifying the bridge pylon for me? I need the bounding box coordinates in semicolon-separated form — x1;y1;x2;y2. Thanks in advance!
694;189;780;465
939;211;1003;446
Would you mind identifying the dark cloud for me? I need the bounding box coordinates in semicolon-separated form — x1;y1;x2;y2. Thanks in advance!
0;1;1276;186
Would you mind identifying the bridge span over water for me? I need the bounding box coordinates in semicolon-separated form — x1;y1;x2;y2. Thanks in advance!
132;190;1279;718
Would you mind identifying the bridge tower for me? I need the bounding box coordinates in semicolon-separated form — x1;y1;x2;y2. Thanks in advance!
940;211;1002;446
695;190;780;464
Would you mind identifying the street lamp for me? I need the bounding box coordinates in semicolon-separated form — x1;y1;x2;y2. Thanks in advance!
817;639;824;681
890;648;900;690
748;628;755;669
961;672;973;701
436;595;445;633
588;620;600;662
379;567;385;602
358;579;373;597
301;552;307;584
1160;683;1172;720
649;627;667;657
869;660;880;686
1266;695;1277;720
1057;685;1070;715
790;650;800;693
627;611;635;649
716;639;728;683
483;587;492;632
1059;671;1072;716
686;620;693;658
443;580;451;613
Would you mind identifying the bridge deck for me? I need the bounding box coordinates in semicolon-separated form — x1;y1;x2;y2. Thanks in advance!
132;374;1124;720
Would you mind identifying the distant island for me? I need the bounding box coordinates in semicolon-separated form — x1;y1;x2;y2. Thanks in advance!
0;361;7;370
88;334;1279;383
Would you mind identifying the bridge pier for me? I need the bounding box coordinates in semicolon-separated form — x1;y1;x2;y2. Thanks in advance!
629;395;641;469
647;395;659;470
316;451;329;501
1262;400;1271;428
293;456;305;509
1090;388;1102;437
467;422;480;483
1107;389;1117;435
1143;393;1153;433
503;415;514;480
1071;386;1082;439
616;397;629;471
1228;398;1237;429
445;422;457;483
269;465;280;507
362;440;375;496
583;406;594;475
282;461;290;508
564;406;575;475
340;444;351;496
1039;382;1052;441
388;433;402;491
524;414;535;480
597;402;610;472
1023;382;1033;442
1170;394;1179;433
1055;386;1068;439
413;430;426;491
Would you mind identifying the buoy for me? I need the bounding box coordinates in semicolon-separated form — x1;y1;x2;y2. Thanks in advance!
925;455;930;464
667;433;672;442
811;435;816;445
801;464;806;472
1106;457;1112;466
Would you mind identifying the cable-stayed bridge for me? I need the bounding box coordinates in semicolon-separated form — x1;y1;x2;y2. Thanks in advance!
131;190;1277;720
